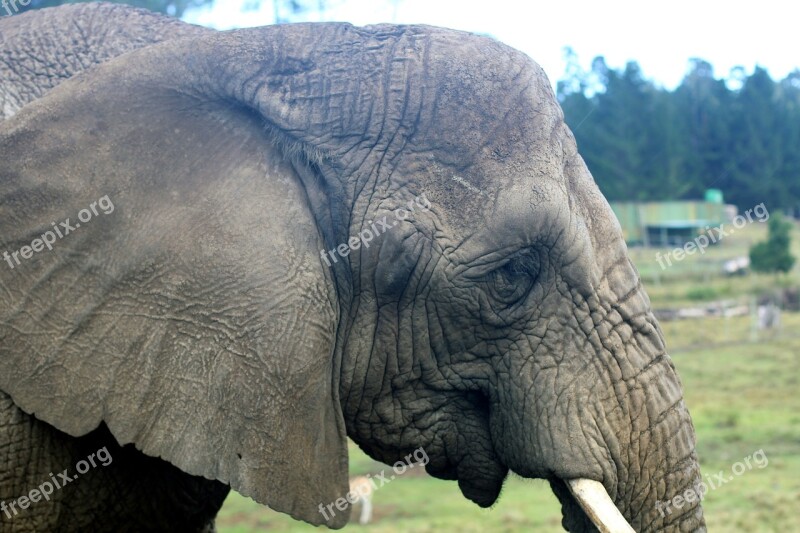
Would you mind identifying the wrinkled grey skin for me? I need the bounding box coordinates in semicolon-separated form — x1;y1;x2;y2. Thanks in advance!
0;4;706;532
1;6;227;531
0;3;207;118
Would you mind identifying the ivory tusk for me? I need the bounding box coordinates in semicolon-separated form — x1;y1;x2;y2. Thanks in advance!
566;478;636;533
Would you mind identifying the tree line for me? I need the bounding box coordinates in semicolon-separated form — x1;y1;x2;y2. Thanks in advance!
558;51;800;213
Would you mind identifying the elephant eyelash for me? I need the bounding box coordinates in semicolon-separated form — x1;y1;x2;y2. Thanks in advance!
484;250;540;306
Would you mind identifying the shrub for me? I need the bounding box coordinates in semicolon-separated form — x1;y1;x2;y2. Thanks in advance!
750;214;796;274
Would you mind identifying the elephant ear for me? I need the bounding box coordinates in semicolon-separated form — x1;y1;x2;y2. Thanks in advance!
0;28;353;528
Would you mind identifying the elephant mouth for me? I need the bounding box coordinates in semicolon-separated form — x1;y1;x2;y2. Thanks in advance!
550;478;635;533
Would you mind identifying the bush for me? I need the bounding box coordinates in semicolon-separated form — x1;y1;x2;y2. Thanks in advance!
750;214;796;274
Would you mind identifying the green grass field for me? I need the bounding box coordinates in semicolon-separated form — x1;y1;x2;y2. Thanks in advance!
217;220;800;532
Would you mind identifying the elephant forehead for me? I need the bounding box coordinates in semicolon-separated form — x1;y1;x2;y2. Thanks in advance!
191;22;572;237
401;29;569;211
415;114;572;246
404;27;564;167
208;23;562;176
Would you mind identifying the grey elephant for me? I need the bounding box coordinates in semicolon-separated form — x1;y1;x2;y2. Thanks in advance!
0;4;706;532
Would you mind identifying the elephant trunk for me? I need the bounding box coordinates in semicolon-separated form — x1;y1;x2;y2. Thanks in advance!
543;346;705;532
586;274;705;532
614;361;706;532
565;309;705;532
540;151;707;532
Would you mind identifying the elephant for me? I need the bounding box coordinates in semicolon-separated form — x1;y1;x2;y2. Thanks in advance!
0;3;706;532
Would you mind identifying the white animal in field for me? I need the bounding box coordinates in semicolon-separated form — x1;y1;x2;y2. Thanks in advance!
348;476;374;525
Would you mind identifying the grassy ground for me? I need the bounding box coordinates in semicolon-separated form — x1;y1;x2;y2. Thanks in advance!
217;219;800;532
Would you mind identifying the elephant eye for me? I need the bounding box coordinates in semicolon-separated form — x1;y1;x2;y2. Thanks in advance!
486;251;539;305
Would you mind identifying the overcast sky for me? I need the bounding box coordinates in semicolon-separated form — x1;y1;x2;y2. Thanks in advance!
185;0;798;89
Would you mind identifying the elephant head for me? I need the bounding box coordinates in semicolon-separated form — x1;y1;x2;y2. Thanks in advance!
0;13;705;532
